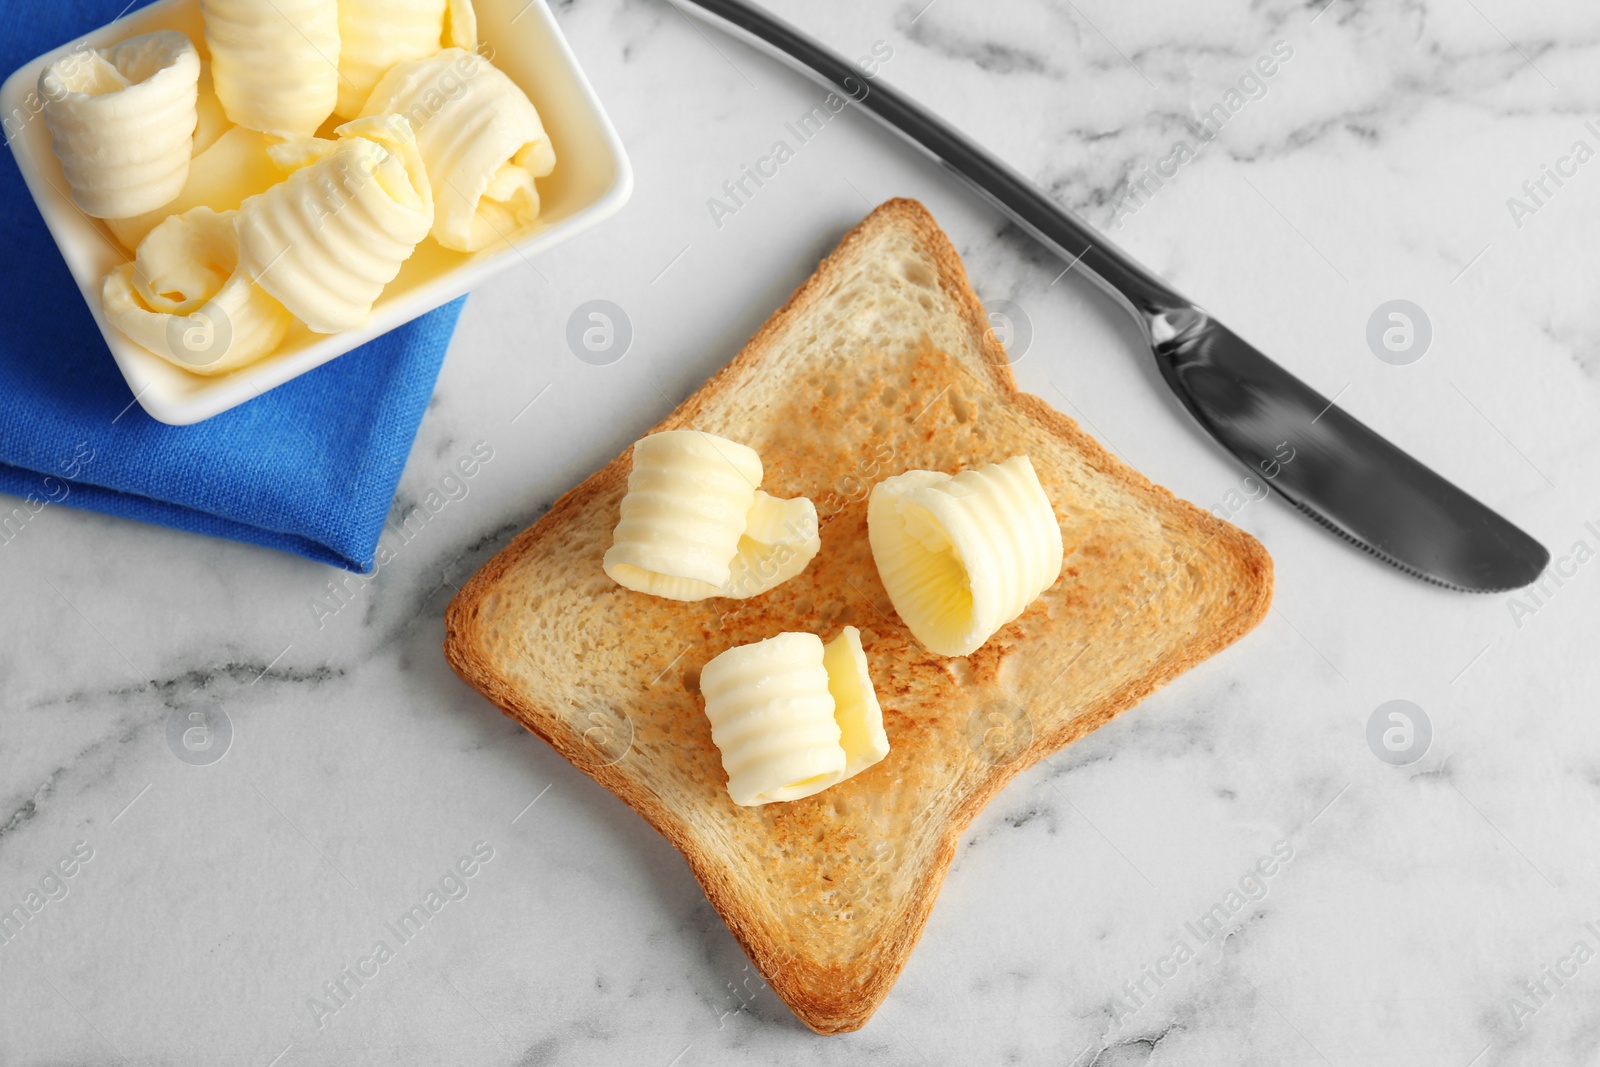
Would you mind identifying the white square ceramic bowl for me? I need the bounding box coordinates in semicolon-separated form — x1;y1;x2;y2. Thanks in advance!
1;0;632;425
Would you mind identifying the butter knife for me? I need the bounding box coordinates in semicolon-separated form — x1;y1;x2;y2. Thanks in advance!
670;0;1550;592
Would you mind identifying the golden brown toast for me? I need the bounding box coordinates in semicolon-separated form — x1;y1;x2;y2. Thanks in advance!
443;198;1272;1033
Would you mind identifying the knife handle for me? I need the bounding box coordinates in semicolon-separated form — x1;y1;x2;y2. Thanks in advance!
669;0;1198;340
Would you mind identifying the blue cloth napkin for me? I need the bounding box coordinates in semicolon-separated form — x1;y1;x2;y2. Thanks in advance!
0;0;465;572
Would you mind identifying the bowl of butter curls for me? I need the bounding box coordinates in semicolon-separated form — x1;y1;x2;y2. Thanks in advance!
1;0;632;424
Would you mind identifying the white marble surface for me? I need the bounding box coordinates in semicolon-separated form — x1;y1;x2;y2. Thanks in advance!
6;0;1600;1063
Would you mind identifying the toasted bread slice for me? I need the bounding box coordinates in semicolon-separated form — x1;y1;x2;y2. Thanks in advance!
444;199;1272;1033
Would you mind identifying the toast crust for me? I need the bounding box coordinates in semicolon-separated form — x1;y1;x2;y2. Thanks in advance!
445;199;1273;1033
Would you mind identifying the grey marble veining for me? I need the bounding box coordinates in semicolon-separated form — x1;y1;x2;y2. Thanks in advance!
5;0;1600;1063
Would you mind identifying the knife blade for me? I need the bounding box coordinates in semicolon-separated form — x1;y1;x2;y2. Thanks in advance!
669;0;1551;591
